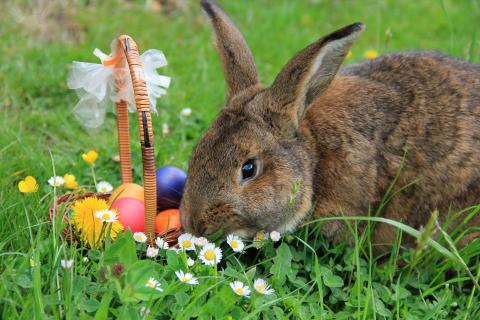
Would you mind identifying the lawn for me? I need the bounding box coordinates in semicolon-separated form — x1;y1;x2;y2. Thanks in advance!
1;0;480;319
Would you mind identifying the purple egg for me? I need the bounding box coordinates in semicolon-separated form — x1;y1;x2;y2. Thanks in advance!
156;166;187;211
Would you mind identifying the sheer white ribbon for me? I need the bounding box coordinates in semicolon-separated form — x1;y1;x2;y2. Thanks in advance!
67;42;171;128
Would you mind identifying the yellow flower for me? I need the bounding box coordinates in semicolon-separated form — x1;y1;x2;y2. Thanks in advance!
18;176;39;193
72;196;123;248
63;174;79;189
346;50;352;59
364;50;378;59
82;150;98;166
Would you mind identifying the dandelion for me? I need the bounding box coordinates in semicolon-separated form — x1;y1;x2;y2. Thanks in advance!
178;233;196;251
187;257;195;267
48;176;64;187
198;243;222;266
155;237;169;249
364;50;378;59
134;232;148;243
146;246;159;258
72;197;124;248
96;181;113;193
270;231;281;242
82;150;98;165
63;174;79;189
180;108;192;117
18;176;39;193
253;278;275;295
195;237;209;247
230;281;250;298
227;234;245;253
145;277;163;292
60;259;74;269
175;270;199;285
94;209;118;223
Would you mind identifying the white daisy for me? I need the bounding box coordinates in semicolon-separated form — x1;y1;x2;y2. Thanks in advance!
187;257;195;267
253;278;275;295
269;231;281;242
145;277;163;292
48;176;64;187
180;107;192;117
227;234;245;253
198;243;222;266
83;257;89;263
178;233;196;251
146;246;159;258
133;232;147;243
195;236;209;247
155;237;169;249
60;259;74;269
94;209;118;223
230;281;250;298
175;270;199;285
96;181;113;193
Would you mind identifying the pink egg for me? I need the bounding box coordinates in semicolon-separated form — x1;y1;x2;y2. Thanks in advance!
111;198;145;233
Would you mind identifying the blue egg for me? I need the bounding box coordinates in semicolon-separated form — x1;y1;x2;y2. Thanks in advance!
156;166;187;211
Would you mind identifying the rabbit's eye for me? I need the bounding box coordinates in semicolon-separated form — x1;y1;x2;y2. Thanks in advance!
241;159;257;181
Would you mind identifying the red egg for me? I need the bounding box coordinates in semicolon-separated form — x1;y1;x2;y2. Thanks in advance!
155;209;182;233
111;198;145;233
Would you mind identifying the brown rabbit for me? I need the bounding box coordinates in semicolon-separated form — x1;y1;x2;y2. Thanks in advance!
180;0;480;249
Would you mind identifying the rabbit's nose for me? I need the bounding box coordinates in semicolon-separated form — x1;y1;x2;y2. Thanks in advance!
182;205;206;236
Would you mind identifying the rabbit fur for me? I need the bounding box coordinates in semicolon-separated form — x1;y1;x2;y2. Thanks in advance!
180;0;480;249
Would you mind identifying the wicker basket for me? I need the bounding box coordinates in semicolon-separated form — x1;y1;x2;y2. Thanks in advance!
49;35;181;246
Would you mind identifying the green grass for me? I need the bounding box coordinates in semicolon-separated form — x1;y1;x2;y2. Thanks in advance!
1;0;480;318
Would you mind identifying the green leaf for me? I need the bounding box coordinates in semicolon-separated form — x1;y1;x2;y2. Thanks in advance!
320;266;344;288
270;243;293;286
83;299;100;313
17;274;32;288
175;292;190;307
101;231;137;268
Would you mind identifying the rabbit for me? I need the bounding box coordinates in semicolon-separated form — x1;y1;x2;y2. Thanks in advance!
179;0;480;249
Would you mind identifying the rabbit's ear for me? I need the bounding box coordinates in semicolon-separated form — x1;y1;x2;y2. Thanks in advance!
201;0;259;100
269;23;364;128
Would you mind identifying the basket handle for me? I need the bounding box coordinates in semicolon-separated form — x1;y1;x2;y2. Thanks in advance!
114;35;157;242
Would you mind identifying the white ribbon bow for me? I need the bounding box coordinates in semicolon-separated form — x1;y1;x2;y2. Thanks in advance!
67;42;171;128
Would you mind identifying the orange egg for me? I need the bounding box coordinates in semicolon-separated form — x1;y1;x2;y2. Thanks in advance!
108;183;144;205
155;209;182;233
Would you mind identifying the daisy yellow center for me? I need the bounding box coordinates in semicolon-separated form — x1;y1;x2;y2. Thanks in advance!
181;276;190;281
146;280;155;288
102;213;110;220
257;284;265;292
235;287;245;295
231;241;238;248
204;250;215;261
183;240;192;247
101;187;107;192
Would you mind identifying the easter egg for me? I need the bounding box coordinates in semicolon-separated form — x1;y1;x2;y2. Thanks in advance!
156;166;187;211
108;183;144;205
155;209;182;233
111;198;145;232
